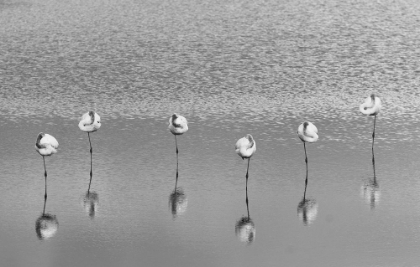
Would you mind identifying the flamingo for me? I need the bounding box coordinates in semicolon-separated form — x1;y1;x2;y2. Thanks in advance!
79;111;101;191
297;122;318;197
168;114;188;169
35;132;59;200
235;134;256;181
360;94;382;155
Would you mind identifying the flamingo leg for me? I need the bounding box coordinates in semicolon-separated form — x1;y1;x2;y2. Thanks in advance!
245;158;250;219
43;156;47;201
88;132;93;192
246;158;250;180
303;143;308;201
371;115;376;163
175;151;179;186
175;135;178;155
42;194;47;215
175;135;179;174
246;181;250;219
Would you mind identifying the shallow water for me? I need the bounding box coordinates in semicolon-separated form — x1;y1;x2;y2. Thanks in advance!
2;0;420;266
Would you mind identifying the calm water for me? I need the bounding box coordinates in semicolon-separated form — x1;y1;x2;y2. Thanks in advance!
2;0;420;266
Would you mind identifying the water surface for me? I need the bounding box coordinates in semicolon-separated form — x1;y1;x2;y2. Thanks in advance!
1;0;420;266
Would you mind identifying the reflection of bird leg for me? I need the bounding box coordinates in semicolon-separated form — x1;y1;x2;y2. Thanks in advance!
372;148;377;186
87;132;93;193
43;156;47;201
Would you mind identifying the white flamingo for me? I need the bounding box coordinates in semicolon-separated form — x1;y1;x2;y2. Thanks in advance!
168;114;188;167
79;111;101;190
35;132;59;200
235;134;256;180
297;122;318;197
360;94;382;152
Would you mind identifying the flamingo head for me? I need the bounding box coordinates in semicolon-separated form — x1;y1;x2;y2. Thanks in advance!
364;94;376;110
36;132;45;148
246;134;255;148
171;114;180;127
88;111;95;124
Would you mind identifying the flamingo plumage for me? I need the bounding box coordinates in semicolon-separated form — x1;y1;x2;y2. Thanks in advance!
79;111;101;191
235;134;256;180
297;122;318;199
35;132;59;201
168;113;188;157
360;94;381;154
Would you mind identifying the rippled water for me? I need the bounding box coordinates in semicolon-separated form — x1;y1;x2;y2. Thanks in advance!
2;0;420;266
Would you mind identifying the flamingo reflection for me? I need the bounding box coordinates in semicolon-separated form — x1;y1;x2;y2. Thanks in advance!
235;176;256;244
362;147;380;209
82;190;99;219
35;180;58;240
169;162;187;218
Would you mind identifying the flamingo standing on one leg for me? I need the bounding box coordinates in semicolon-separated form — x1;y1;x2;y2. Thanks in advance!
235;134;256;185
297;122;318;200
35;133;59;201
79;111;101;192
168;113;188;173
360;94;382;161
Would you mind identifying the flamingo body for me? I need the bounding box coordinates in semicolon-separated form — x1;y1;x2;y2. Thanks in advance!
235;134;256;159
168;114;188;135
297;122;318;143
35;133;59;156
360;94;381;116
79;111;101;132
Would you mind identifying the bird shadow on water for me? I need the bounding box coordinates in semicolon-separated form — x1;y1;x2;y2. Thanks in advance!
361;148;380;210
35;190;58;240
168;160;188;219
297;158;318;226
235;171;256;244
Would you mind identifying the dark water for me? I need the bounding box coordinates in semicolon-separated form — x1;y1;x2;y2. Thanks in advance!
2;0;420;266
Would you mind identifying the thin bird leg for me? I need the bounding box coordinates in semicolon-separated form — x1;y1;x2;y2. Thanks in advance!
87;173;93;193
303;143;308;201
43;156;47;201
246;158;250;180
371;115;376;162
175;135;179;173
372;148;376;184
88;132;93;192
303;173;308;201
175;158;179;189
246;176;250;219
42;195;47;215
175;135;178;155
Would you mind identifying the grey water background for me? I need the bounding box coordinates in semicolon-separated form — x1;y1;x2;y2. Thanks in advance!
2;0;420;266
